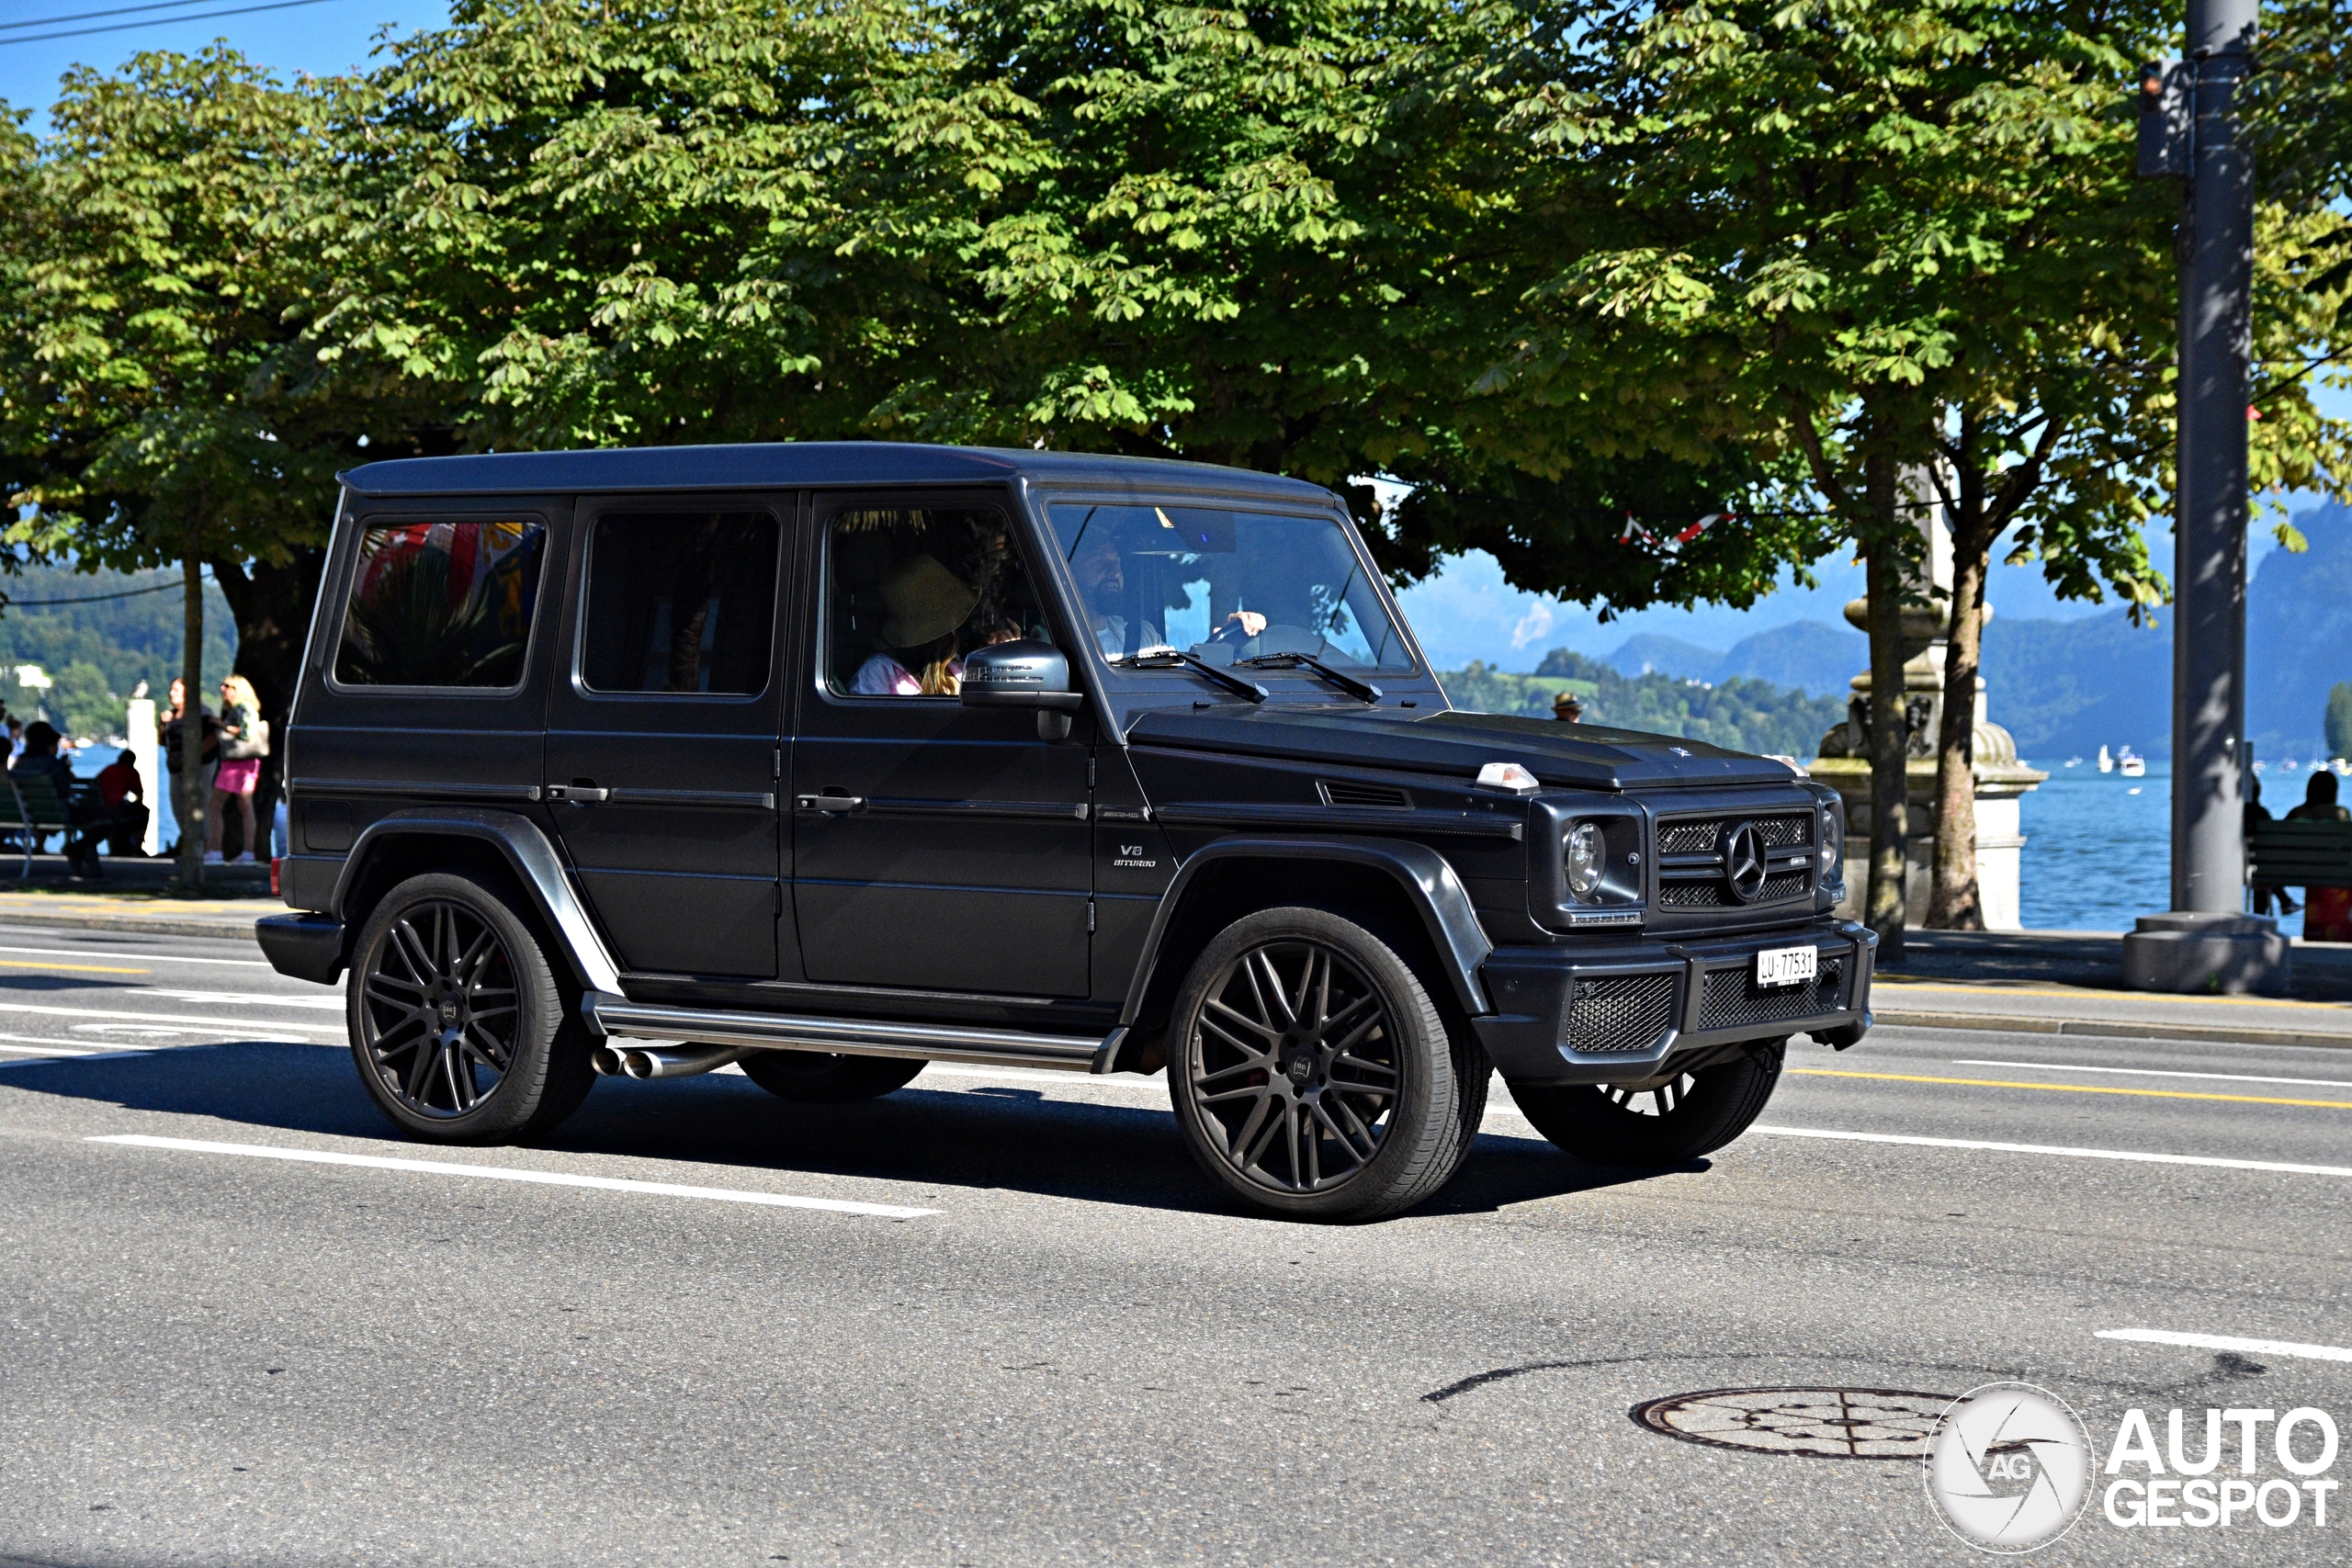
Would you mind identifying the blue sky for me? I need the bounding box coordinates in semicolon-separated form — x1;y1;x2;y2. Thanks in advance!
0;0;443;118
6;0;2345;677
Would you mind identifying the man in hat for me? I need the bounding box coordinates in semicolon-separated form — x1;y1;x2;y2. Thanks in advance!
1553;690;1585;723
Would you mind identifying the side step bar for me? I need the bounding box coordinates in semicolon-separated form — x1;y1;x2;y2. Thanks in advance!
582;992;1125;1075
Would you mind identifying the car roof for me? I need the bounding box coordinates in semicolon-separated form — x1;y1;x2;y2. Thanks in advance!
339;441;1336;503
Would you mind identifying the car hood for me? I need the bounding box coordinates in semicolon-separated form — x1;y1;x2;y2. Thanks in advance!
1123;705;1803;791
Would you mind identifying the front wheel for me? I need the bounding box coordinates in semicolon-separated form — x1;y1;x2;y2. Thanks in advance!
739;1050;926;1103
1511;1043;1784;1167
1167;907;1467;1221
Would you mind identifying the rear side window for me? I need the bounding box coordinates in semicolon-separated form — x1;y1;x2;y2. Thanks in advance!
579;512;781;695
334;519;547;688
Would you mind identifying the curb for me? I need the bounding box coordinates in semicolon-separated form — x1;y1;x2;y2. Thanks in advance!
0;908;265;943
1873;1006;2352;1053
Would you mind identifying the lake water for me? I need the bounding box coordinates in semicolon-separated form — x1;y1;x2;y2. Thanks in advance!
2018;761;2341;937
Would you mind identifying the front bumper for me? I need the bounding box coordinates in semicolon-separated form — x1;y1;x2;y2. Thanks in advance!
1470;919;1876;1086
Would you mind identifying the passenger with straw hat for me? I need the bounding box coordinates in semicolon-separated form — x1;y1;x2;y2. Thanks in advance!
852;556;981;695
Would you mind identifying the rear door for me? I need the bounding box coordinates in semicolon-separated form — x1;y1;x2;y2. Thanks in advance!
787;491;1094;997
542;498;787;978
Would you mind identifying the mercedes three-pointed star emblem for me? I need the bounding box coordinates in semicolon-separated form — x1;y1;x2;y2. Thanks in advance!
1722;822;1769;903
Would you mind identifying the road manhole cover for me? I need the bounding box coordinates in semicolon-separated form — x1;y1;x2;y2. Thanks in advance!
1632;1387;1953;1460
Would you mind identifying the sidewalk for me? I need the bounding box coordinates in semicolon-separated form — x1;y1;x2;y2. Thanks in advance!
1872;929;2352;1051
0;868;277;942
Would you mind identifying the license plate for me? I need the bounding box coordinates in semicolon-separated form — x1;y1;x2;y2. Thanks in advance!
1756;945;1817;988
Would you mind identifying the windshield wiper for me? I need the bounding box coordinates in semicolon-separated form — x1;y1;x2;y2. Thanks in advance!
1112;649;1269;702
1238;652;1383;704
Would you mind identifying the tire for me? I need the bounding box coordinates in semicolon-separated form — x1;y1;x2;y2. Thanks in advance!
738;1050;926;1103
1512;1042;1785;1167
1167;907;1462;1221
346;872;594;1144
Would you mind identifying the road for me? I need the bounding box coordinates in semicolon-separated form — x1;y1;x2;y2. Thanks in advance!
2;922;2348;1565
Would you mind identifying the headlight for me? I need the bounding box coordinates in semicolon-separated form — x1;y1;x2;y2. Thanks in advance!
1819;802;1845;888
1565;820;1605;898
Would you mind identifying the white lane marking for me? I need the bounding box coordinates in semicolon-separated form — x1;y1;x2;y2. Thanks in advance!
2097;1328;2352;1364
0;941;271;968
88;1134;939;1219
132;987;344;1011
0;1042;97;1057
922;1064;1114;1089
1749;1123;2352;1179
0;1000;342;1034
1953;1058;2352;1090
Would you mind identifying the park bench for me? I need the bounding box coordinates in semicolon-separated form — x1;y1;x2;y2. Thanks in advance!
2246;818;2352;901
0;773;89;876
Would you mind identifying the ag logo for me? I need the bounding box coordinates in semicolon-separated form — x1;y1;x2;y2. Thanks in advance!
1923;1382;2091;1553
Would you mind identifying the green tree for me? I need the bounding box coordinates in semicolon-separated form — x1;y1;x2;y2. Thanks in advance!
2327;682;2352;762
1503;0;2352;953
5;51;358;877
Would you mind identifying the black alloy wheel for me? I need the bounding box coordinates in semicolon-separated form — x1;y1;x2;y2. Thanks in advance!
347;872;593;1143
1511;1043;1785;1168
1169;907;1470;1221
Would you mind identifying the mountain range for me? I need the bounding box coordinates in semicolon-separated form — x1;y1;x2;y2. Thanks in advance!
1584;502;2352;763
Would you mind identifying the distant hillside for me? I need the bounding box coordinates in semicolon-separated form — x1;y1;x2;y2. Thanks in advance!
1974;501;2352;763
1441;649;1847;759
0;565;238;740
1603;620;1866;700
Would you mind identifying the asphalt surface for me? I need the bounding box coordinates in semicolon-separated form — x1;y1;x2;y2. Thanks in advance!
3;923;2348;1566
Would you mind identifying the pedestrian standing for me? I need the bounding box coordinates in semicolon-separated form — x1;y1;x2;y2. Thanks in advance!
205;675;267;865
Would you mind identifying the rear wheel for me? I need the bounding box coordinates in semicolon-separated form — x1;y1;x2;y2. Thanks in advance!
738;1050;926;1103
1167;907;1462;1221
1511;1043;1784;1167
347;872;594;1144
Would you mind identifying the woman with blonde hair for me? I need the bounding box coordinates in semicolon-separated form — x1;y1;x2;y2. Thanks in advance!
205;673;268;864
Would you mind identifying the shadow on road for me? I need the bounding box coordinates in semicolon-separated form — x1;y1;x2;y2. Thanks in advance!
3;1040;1687;1218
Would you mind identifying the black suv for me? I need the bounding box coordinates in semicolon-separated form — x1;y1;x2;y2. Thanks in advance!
258;443;1874;1219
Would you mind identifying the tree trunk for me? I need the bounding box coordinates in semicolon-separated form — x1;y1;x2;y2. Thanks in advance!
1861;460;1909;964
176;540;207;890
1928;528;1989;931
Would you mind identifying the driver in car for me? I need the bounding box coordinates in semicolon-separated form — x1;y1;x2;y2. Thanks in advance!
1071;533;1265;659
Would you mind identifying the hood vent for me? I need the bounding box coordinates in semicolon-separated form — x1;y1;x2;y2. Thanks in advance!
1318;780;1413;810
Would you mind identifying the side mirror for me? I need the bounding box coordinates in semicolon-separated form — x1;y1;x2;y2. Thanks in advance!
961;639;1084;741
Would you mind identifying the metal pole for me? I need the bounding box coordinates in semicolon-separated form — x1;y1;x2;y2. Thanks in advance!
2169;0;2257;912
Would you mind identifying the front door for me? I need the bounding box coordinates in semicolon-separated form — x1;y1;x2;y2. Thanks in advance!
543;500;787;978
790;494;1092;997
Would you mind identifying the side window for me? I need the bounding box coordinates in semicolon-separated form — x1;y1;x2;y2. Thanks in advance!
825;506;1050;697
580;512;780;695
335;519;547;688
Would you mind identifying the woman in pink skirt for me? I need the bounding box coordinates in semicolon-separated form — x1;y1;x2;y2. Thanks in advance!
204;674;266;865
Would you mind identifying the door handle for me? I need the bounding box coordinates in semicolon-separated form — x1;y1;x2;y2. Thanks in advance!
548;784;611;804
796;794;866;814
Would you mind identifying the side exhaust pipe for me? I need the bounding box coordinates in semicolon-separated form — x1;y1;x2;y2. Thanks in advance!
590;1045;628;1077
618;1044;752;1080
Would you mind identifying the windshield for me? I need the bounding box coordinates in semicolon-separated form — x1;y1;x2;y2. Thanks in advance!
1045;502;1414;673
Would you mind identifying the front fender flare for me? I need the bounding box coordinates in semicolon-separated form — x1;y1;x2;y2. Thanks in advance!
1121;835;1494;1025
333;807;624;995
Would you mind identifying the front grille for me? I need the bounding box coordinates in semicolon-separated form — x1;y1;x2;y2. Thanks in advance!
1656;809;1815;910
1318;780;1413;809
1657;869;1813;909
1697;958;1845;1032
1565;973;1679;1054
1658;812;1813;854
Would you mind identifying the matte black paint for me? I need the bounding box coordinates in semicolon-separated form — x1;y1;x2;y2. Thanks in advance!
275;441;1872;1095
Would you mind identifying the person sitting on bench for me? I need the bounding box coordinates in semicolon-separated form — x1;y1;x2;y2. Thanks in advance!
2287;772;2352;942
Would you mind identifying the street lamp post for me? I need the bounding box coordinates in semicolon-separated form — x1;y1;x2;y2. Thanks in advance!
2121;0;2290;992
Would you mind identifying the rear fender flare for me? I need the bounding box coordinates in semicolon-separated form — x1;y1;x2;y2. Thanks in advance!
333;808;623;995
1122;835;1494;1025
